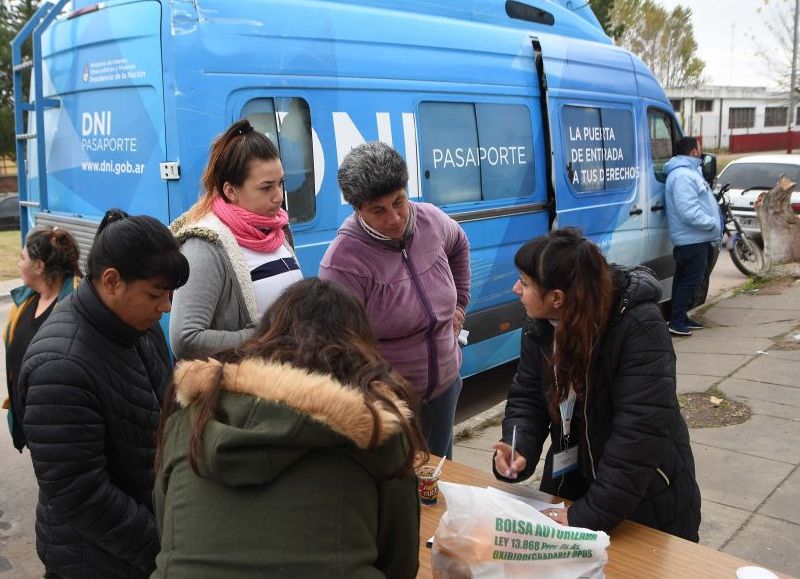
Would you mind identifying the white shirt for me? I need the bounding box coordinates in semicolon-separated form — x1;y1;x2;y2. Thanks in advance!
240;244;304;319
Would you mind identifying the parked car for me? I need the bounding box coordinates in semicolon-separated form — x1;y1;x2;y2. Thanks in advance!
714;154;800;241
0;194;20;231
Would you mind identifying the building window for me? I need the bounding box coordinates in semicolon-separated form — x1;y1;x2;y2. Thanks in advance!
695;100;713;113
795;106;800;124
242;98;316;224
670;99;682;113
764;106;788;127
417;102;535;206
728;107;755;129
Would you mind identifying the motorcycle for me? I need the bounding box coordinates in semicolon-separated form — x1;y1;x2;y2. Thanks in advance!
715;183;765;277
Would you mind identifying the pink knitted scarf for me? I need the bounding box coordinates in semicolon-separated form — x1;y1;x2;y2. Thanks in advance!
211;195;288;253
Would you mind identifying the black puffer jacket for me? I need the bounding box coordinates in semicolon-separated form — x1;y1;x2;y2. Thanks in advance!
17;281;170;578
495;266;701;541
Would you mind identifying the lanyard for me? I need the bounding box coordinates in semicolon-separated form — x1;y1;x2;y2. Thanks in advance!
559;386;577;439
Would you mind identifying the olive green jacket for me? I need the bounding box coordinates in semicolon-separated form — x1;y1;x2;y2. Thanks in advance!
153;358;420;579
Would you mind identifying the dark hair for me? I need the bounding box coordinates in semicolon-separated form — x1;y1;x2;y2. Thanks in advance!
86;209;189;289
337;141;409;208
676;136;698;156
25;226;82;282
156;278;427;476
514;228;613;418
187;119;281;221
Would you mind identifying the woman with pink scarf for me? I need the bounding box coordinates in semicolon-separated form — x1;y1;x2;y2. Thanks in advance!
170;120;302;359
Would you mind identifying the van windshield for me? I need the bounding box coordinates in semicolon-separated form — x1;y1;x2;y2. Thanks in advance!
718;162;800;191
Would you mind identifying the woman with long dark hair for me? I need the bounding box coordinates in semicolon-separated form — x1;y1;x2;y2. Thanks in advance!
153;278;426;578
17;210;189;578
493;227;701;541
3;226;81;451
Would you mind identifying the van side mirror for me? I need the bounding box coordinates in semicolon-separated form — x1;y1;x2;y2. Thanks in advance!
701;153;717;186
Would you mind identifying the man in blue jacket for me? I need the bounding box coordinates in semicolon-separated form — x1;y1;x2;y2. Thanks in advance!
664;137;722;336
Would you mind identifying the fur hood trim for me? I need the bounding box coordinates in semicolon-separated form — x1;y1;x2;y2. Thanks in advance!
171;211;259;322
173;358;412;448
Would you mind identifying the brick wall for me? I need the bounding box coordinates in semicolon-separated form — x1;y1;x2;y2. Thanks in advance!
0;176;18;194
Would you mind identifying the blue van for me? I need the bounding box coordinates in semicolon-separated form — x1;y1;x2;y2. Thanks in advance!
14;0;687;377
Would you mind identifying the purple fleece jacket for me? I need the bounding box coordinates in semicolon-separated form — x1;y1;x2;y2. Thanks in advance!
319;202;470;401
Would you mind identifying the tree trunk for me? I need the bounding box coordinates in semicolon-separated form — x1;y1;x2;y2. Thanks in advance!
755;176;800;273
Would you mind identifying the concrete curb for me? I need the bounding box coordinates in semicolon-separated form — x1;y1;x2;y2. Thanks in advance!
0;278;21;305
454;400;506;440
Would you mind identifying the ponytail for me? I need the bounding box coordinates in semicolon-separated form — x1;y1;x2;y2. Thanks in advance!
185;119;280;222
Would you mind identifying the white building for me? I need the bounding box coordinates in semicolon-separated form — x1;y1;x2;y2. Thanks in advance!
666;86;799;152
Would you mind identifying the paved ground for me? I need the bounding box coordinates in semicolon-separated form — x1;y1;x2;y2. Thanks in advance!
452;278;800;577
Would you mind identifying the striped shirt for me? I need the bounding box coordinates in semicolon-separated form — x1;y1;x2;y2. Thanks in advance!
240;245;304;318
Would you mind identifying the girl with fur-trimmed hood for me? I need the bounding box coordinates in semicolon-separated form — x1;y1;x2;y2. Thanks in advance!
153;278;426;578
170;119;302;360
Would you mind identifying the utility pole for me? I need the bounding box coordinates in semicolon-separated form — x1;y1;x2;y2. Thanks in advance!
788;0;800;153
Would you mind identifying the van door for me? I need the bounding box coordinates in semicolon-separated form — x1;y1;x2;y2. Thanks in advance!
552;101;646;265
644;107;681;287
38;1;169;225
416;99;549;375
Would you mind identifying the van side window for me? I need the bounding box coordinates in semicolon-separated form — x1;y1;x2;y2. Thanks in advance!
418;102;534;206
561;105;637;194
241;98;316;224
647;109;679;183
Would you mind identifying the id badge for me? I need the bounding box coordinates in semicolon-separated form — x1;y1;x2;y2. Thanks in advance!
552;445;578;477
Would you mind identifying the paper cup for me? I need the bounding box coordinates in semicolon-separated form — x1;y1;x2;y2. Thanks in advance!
417;465;440;505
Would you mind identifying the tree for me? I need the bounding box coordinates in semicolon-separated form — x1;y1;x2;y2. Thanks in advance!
589;0;617;36
607;0;705;88
755;176;800;277
753;0;799;90
1;0;42;160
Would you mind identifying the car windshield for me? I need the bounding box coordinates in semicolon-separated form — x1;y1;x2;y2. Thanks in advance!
718;162;800;191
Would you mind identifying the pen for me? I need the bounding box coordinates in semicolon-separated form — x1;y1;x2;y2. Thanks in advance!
510;424;517;470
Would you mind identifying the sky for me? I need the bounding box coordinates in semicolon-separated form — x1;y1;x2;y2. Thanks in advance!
656;0;788;88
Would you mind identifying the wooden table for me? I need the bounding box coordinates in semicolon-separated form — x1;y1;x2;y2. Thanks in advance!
417;458;793;578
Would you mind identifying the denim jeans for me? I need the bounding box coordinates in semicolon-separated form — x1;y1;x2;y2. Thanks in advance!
671;242;710;327
420;375;463;459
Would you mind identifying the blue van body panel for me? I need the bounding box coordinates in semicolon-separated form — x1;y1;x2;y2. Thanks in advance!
22;0;679;377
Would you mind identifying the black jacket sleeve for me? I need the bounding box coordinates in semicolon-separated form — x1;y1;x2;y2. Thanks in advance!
21;356;160;572
493;322;552;482
567;303;676;533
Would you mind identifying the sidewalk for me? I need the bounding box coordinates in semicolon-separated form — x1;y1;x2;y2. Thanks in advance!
0;278;21;303
451;279;800;577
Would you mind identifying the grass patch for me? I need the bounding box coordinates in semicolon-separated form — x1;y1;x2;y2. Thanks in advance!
735;275;773;295
0;230;21;281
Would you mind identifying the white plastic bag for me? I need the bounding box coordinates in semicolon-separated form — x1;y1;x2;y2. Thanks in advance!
432;482;610;579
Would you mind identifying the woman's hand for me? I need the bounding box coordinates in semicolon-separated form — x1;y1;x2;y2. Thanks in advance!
453;308;465;336
493;441;527;479
540;506;569;525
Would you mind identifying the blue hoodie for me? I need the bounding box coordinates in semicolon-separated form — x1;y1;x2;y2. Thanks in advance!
664;155;722;246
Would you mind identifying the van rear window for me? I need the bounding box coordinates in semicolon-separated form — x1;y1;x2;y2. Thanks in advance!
417;102;535;206
561;105;638;194
242;98;316;224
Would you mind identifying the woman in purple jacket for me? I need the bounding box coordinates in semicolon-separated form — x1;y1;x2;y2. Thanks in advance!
319;142;470;459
